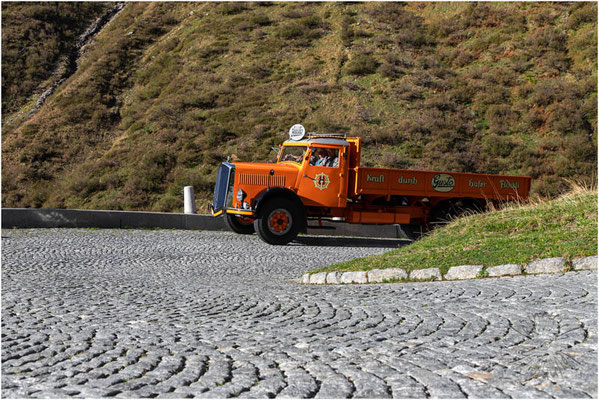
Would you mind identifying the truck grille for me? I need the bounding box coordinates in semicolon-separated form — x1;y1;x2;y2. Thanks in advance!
212;162;235;213
239;174;286;187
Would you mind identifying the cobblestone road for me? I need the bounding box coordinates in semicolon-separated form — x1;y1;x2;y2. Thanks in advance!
2;229;597;398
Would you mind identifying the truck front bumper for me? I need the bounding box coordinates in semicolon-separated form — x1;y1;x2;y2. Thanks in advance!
224;208;255;217
209;203;254;218
208;203;223;217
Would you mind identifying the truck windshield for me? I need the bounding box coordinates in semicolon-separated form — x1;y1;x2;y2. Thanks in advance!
278;145;307;164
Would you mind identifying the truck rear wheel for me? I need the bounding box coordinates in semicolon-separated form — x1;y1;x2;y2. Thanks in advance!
224;214;255;234
254;198;300;245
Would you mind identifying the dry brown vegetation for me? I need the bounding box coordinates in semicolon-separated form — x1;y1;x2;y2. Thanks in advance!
1;2;112;115
2;2;597;212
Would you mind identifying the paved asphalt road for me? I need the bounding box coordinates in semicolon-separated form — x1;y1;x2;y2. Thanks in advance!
2;229;597;398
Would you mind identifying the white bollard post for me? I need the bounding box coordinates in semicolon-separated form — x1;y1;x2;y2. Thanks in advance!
184;186;197;214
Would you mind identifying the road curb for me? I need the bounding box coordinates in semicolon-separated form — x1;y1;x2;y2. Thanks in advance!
301;255;598;285
1;208;226;231
1;208;409;238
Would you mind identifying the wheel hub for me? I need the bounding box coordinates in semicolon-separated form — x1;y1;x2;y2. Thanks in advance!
267;209;292;235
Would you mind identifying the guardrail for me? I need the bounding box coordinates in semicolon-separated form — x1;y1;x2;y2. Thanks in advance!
1;208;409;239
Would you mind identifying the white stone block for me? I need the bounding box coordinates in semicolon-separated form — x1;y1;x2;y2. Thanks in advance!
445;265;483;280
525;257;565;274
487;264;522;277
340;271;368;284
309;272;328;285
409;268;442;281
368;268;408;283
301;274;310;284
572;256;597;271
326;271;342;284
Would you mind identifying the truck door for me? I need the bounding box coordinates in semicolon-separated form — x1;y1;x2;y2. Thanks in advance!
298;145;348;208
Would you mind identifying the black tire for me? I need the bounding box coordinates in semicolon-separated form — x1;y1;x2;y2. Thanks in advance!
224;213;255;234
254;198;301;245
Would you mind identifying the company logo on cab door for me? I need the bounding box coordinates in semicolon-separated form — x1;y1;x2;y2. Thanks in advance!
431;174;455;192
313;172;330;190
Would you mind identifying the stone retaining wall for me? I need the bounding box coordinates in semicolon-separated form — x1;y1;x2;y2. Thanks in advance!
302;256;598;285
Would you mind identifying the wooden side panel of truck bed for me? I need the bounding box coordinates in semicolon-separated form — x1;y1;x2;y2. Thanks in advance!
350;167;531;201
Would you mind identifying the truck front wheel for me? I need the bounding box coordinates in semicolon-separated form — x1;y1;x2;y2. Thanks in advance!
254;198;301;245
224;214;255;234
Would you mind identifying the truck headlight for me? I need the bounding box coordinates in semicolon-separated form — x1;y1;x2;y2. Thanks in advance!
236;189;246;202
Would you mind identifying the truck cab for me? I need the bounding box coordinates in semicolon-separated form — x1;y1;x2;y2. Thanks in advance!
278;136;353;208
210;125;356;244
210;124;531;245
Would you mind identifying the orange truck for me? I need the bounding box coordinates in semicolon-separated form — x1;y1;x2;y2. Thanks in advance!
210;124;531;245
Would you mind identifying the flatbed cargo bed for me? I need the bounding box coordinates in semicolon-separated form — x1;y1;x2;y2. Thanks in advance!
351;167;531;201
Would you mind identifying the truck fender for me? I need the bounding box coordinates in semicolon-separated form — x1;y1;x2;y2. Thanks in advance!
253;188;307;233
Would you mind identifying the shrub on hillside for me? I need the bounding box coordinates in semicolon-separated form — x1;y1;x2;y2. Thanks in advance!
567;2;597;29
247;64;272;80
205;126;236;147
381;151;412;169
482;134;515;158
251;13;271;26
340;15;354;46
345;54;378;76
368;3;432;48
281;7;306;19
219;2;246;15
394;79;425;101
197;43;229;59
378;62;397;78
300;15;322;29
486;104;515;133
278;23;303;39
526;27;567;57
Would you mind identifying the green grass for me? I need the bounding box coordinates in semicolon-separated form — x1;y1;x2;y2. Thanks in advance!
310;187;598;275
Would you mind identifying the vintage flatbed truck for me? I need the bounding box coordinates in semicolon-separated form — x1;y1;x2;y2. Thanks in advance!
210;124;531;245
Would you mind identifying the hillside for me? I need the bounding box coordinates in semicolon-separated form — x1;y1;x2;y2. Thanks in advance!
2;2;597;212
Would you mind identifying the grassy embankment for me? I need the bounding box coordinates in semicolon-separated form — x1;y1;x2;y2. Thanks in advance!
310;187;597;276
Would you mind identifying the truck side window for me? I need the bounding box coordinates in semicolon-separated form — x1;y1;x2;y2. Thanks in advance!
310;147;339;167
